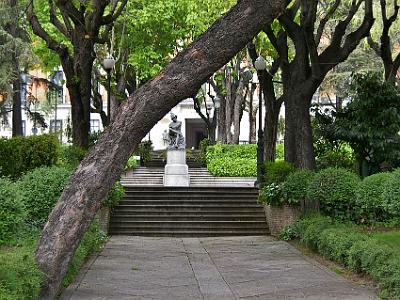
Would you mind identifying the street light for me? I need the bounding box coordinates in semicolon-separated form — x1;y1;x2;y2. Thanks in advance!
103;54;116;124
214;95;221;141
254;55;267;187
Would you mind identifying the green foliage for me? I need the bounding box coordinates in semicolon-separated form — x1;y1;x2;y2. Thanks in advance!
0;235;43;300
62;221;107;289
102;182;125;208
328;73;400;174
307;168;360;221
281;169;315;206
139;140;153;165
355;172;392;223
290;214;400;299
199;138;213;166
0;134;59;179
16;166;72;227
264;161;296;185
382;168;400;217
207;157;256;177
206;144;256;177
59;145;87;168
125;155;138;170
0;178;25;245
276;143;284;160
258;183;282;206
124;0;234;80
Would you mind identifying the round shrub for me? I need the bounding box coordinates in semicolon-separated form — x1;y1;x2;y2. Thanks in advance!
382;168;400;217
307;168;360;221
59;145;87;167
16;166;72;227
0;178;25;245
282;169;315;206
264;161;296;185
355;172;392;223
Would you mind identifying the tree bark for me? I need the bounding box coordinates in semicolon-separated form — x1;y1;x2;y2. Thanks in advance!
232;78;246;144
12;72;23;136
34;1;285;298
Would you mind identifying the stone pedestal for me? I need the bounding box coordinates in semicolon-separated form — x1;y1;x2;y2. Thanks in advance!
163;149;190;186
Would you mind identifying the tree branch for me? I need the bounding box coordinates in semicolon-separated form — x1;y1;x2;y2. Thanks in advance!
27;0;68;56
48;0;69;38
101;0;128;25
315;0;341;45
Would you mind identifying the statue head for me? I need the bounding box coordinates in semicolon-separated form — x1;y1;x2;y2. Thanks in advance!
170;112;177;121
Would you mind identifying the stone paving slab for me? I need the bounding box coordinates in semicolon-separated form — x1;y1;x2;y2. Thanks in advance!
62;236;379;300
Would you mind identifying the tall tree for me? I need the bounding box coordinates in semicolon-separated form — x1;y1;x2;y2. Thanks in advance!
28;0;128;148
34;1;286;298
368;0;400;83
271;0;374;169
0;0;32;136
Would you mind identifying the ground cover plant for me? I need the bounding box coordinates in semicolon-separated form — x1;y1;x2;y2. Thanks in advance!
281;215;400;299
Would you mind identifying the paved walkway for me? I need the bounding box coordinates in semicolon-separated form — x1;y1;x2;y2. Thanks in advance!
62;236;379;300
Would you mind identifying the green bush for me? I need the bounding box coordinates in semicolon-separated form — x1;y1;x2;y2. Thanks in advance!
207;157;256;177
59;145;87;168
139;140;153;165
199;138;213;166
125;155;138;170
102;181;125;208
206;144;256;162
16;166;72;227
282;169;315;206
258;183;283;206
382;168;400;217
0;178;25;245
264;161;296;185
355;172;392;223
0;235;42;300
307;168;360;221
276;144;284;160
0;134;59;179
315;145;356;171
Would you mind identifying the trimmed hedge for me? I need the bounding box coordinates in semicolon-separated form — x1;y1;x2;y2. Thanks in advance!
286;215;400;299
0;178;25;245
206;144;256;177
307;168;360;221
0;134;59;179
16;166;72;227
355;172;392;223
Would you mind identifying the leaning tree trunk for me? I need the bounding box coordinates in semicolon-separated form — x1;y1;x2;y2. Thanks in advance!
34;1;285;298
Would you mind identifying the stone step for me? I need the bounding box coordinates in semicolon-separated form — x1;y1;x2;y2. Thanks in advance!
109;221;267;230
108;230;269;237
110;215;266;221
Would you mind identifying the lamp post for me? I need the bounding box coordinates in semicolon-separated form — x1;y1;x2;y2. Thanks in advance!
254;55;267;187
102;55;116;125
214;95;221;141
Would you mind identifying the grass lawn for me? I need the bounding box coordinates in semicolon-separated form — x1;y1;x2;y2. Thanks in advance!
371;230;400;250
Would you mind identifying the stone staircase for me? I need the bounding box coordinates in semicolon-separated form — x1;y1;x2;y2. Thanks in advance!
109;167;268;237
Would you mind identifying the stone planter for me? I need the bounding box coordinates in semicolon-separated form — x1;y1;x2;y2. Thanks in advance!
97;206;110;235
264;204;302;236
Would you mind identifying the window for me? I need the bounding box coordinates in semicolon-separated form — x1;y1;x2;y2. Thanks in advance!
50;119;63;141
90;119;100;133
50;120;62;132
